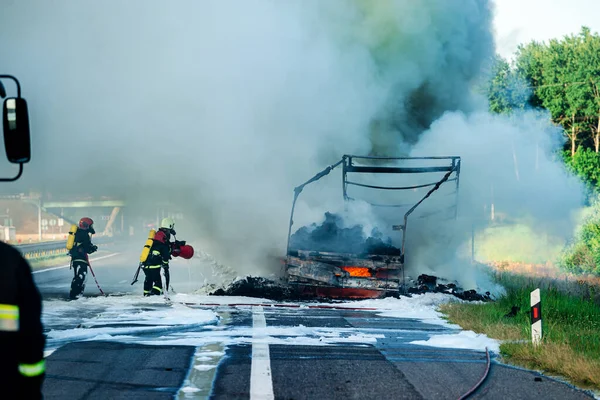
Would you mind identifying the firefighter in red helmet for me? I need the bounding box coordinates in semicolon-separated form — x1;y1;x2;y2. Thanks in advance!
68;217;98;299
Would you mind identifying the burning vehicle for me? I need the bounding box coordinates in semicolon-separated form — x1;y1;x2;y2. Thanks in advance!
284;155;461;299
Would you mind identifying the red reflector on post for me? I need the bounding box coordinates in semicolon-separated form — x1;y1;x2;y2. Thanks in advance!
530;288;542;346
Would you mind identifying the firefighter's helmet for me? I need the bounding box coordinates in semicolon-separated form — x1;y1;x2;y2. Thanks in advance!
160;217;175;230
79;217;94;230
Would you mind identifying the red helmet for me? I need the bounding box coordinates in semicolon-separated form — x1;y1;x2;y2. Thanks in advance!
79;217;94;230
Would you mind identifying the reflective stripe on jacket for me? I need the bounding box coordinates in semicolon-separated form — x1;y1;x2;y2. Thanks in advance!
0;241;46;394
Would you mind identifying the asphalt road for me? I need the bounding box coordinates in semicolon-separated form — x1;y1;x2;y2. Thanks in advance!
33;248;204;299
34;252;596;400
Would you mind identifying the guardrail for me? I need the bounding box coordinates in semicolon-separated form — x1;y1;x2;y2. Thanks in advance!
14;236;115;260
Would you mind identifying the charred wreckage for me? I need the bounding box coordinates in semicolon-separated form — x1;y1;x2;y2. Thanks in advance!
212;154;491;302
284;154;463;300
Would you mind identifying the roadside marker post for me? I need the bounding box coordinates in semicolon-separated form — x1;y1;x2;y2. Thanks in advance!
530;288;542;346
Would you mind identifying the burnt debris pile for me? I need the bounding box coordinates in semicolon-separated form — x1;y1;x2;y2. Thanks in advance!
289;212;401;256
408;274;492;301
210;274;493;302
210;277;304;302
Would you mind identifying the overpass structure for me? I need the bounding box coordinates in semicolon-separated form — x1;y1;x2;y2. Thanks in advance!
0;193;183;241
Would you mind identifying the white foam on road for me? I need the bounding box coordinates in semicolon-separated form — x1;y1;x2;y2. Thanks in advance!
410;330;501;353
167;291;467;329
171;293;278;305
135;329;382;348
332;293;501;352
44;293;388;350
42;291;499;358
41;291;505;398
335;293;466;327
33;253;121;274
181;386;202;393
42;295;219;350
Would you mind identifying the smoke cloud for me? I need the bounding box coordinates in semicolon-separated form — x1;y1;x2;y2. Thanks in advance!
0;1;584;292
404;110;584;292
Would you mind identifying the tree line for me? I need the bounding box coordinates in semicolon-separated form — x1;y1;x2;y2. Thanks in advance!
485;26;600;193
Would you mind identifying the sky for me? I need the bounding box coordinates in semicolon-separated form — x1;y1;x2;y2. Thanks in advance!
493;0;600;59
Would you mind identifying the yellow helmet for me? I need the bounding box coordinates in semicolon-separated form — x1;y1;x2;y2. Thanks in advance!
160;217;175;230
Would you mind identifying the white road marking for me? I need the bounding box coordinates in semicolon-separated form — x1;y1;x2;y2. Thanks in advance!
32;253;121;274
250;306;275;400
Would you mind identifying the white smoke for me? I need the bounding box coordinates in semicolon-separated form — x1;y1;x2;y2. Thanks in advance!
0;1;584;293
405;110;585;293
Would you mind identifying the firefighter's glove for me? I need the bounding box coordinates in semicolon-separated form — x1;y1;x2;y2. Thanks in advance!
89;245;98;254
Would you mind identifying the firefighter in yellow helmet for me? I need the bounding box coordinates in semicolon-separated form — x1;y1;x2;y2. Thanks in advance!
141;217;177;296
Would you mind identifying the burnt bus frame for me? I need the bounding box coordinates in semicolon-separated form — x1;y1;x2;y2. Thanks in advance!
285;155;461;293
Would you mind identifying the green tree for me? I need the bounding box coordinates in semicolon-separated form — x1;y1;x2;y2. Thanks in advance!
486;56;531;114
561;196;600;275
514;41;546;109
536;37;584;155
577;27;600;152
563;147;600;193
512;28;600;156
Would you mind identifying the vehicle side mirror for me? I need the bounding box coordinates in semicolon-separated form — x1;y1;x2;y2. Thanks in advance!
3;97;31;164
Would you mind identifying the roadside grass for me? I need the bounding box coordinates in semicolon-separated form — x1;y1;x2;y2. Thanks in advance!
439;272;600;390
487;261;600;290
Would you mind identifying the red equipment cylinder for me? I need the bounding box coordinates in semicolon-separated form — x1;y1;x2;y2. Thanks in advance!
178;244;194;259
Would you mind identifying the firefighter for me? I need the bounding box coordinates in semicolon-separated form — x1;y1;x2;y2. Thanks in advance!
0;73;45;398
0;241;46;398
141;217;184;296
68;217;98;299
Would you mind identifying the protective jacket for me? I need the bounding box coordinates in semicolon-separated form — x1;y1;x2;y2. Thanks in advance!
143;229;172;267
0;241;45;398
69;228;97;262
141;228;173;296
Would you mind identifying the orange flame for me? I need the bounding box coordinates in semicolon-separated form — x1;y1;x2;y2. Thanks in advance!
341;266;372;277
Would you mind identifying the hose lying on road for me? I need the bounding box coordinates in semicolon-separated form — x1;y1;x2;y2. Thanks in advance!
87;260;106;297
458;347;491;400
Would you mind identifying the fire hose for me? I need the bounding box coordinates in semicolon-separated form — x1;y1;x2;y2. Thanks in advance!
457;347;491;400
87;255;107;297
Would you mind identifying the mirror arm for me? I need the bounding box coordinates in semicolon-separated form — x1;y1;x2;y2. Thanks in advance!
0;75;21;98
0;163;23;182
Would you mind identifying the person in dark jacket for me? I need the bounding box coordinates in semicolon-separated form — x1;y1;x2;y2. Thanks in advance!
1;73;46;398
69;217;98;299
141;217;182;296
0;241;46;399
